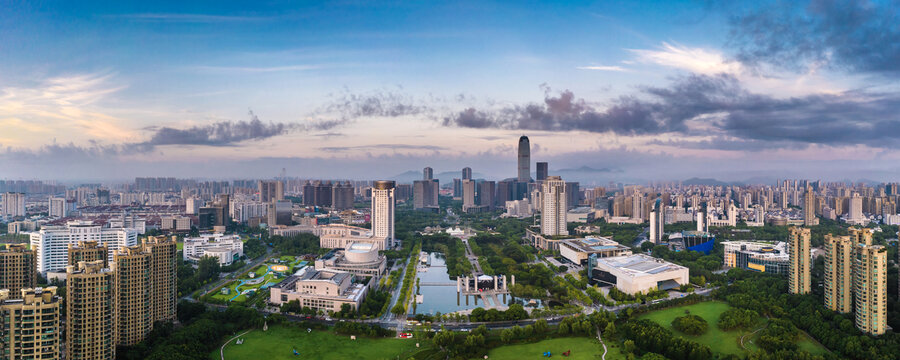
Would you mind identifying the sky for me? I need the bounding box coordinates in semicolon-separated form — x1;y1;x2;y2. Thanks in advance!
2;0;900;183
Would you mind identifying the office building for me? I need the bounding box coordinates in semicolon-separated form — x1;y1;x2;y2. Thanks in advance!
536;162;548;181
318;224;386;251
30;221;137;275
462;167;472;181
413;179;439;210
49;196;67;218
68;241;109;268
479;180;496;209
518;136;530;182
331;181;355;210
267;200;292;226
452;178;462;199
269;267;367;313
462;179;477;213
854;244;887;335
185;197;200;215
160;215;192;232
113;246;152;345
541;176;568;236
423;167;433;180
371;181;395;248
649;199;664;244
566;182;580;210
788;226;811;294
0;287;61;359
0;244;36;299
722;241;790;274
559;236;632;265
66;261;116;360
824;234;853;313
183;233;244;265
2;192;25;220
258;180;285;203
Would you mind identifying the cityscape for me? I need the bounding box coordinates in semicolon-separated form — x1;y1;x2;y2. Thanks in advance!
2;1;900;360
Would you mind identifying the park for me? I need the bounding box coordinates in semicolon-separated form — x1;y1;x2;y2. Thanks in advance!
209;256;307;303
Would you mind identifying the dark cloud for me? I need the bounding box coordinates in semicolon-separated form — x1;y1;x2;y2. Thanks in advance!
726;0;900;75
142;111;297;146
309;91;427;130
443;74;900;148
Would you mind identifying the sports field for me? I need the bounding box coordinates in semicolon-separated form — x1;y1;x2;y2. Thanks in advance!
638;301;828;357
215;325;420;360
486;337;624;360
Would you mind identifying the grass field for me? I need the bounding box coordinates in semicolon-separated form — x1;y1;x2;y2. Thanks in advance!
638;301;828;357
486;337;624;360
209;265;284;303
215;325;420;360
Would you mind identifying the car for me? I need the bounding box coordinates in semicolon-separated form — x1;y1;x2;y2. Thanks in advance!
399;333;413;338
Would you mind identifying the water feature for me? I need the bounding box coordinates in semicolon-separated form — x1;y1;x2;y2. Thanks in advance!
415;252;485;315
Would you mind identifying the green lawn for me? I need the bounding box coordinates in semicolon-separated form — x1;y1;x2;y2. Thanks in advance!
215;325;420;360
638;301;758;356
209;268;283;303
486;337;623;360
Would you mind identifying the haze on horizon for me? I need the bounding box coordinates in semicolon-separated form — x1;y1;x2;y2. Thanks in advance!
2;1;900;182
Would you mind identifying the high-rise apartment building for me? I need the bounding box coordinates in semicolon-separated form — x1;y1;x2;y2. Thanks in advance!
0;287;61;359
258;180;285;203
371;181;395;248
803;187;817;226
185;197;200;215
1;192;25;220
49;196;67;218
67;261;117;360
518;136;530;183
68;241;109;268
0;244;36;299
536;162;548;181
854;244;887;335
331;181;355;210
143;236;177;323
541;176;568;236
848;193;864;221
788;226;811;294
824;234;853;313
113;246;152;345
30;221;137;275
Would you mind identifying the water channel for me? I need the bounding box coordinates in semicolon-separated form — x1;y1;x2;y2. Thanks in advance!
414;252;493;315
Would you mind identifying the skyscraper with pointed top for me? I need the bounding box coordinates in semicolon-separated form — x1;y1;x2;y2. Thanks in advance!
518;136;530;183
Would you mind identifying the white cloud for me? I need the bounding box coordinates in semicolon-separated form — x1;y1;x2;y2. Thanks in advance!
629;42;741;75
576;65;629;72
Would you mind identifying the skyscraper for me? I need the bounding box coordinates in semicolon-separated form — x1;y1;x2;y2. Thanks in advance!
67;261;117;360
413;180;439;210
824;234;853;313
803;186;816;226
331;181;355;210
479;180;496;209
541;176;568;236
371;181;395;248
462;167;472;180
0;287;61;359
0;244;36;299
461;179;477;212
649;199;665;244
423;167;433;180
143;236;177;323
788;226;811;294
49;196;67;218
518;136;530;183
855;244;887;335
536;161;548;181
114;246;153;345
258;180;285;203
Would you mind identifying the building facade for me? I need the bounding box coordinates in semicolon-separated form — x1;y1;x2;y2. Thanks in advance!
0;244;36;299
66;261;117;360
541;176;568;236
68;241;109;268
113;247;152;346
370;181;395;248
183;233;244;265
788;226;811;295
824;234;854;313
0;287;61;360
854;244;887;335
269;267;367;313
30;221;137;275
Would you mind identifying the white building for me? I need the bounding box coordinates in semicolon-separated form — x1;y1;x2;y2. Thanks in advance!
505;199;532;218
371;181;395;248
541;176;568;236
315;242;386;279
230;201;267;223
589;254;689;295
649;200;664;244
183;233;244;265
1;192;26;221
269;267;368;312
29;221;137;274
48;197;67;218
185;197;200;215
318;224;386;251
559;236;632;265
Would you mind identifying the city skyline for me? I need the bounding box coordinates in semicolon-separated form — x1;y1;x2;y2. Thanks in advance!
3;1;900;181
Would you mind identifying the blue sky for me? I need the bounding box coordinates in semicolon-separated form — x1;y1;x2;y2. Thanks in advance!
2;1;900;182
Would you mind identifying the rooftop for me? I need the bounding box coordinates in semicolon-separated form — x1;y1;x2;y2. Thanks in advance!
594;254;687;278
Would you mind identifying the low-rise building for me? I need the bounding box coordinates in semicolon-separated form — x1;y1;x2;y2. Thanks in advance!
269;267;367;313
559;236;632;265
318;224;387;251
315;242;386;279
722;241;790;274
160;216;192;232
588;254;689;295
566;207;596;223
183;233;244;265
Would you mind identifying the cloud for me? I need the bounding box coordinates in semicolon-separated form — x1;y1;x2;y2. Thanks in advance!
629;42;741;74
443;74;900;148
576;65;629;72
319;144;447;152
726;0;900;75
307;90;429;130
192;65;320;73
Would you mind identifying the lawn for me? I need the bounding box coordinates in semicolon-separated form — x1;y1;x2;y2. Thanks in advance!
638;301;758;356
209;266;284;303
638;301;829;357
486;337;622;360
215;325;420;360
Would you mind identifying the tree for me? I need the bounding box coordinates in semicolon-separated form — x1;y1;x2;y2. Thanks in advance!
624;339;636;354
501;328;514;343
671;314;709;335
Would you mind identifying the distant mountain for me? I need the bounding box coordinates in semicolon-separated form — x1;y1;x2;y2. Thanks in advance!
556;166;617;173
681;177;742;186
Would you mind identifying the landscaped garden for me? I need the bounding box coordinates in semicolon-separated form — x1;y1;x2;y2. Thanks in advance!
208;257;308;303
486;336;622;360
214;324;421;360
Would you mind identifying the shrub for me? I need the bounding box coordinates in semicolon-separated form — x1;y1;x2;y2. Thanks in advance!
671;314;708;335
